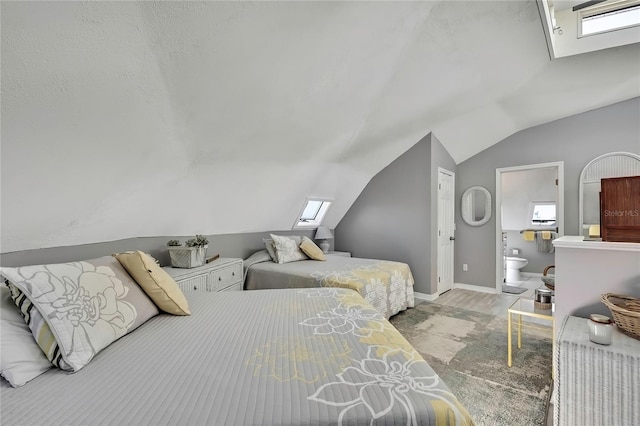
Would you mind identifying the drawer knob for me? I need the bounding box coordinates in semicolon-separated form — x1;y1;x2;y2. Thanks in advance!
193;286;197;290
232;272;235;276
218;277;222;281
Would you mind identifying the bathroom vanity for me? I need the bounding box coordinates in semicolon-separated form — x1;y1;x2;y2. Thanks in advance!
553;236;640;326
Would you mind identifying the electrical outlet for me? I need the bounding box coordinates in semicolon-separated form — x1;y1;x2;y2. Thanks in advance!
463;264;468;271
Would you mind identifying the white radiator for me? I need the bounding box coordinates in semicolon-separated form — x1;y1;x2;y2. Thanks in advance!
555;316;640;426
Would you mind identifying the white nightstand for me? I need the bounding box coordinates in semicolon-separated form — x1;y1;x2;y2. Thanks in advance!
163;257;243;292
326;251;351;257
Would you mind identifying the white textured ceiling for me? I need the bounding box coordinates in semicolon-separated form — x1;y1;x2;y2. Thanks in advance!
1;1;639;252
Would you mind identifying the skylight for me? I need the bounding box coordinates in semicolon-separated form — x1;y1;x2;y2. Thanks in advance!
538;0;640;58
293;198;332;229
580;2;640;36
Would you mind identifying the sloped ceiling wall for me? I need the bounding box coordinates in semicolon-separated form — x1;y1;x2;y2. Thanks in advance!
2;1;638;252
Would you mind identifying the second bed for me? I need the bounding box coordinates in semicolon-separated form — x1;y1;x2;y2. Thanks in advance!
244;250;415;319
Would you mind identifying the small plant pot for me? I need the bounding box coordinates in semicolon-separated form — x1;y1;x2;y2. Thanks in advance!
168;245;208;268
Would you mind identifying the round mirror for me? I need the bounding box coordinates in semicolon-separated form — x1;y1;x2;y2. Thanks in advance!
462;186;492;226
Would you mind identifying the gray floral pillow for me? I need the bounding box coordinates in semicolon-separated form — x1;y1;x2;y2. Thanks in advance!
0;256;159;372
270;234;308;264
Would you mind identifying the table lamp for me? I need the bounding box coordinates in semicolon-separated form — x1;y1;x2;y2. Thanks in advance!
314;226;333;254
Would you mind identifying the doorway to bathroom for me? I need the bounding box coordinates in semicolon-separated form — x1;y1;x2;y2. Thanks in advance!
494;162;564;294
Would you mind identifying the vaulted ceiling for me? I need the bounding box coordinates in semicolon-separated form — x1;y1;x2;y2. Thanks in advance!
2;1;639;252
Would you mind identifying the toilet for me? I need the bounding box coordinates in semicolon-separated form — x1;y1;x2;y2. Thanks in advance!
506;257;528;283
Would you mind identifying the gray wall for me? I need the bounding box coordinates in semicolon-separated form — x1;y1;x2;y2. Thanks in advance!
3;98;637;292
335;133;456;295
455;97;640;289
0;230;318;268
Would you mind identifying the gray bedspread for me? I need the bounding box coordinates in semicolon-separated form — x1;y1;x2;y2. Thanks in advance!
244;251;415;319
1;289;473;426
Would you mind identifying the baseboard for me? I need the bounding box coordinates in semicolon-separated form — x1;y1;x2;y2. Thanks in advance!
453;283;498;294
414;284;498;300
521;272;544;278
414;291;439;302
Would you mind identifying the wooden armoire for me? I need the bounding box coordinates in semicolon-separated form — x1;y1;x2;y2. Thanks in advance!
600;175;640;243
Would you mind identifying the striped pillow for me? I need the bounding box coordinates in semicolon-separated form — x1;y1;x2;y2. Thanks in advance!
7;283;70;370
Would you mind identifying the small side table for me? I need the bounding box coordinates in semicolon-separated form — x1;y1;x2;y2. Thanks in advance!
507;298;554;370
555;316;640;426
163;258;243;292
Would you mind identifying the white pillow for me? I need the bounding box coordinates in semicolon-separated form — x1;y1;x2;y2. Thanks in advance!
0;285;52;387
270;234;308;264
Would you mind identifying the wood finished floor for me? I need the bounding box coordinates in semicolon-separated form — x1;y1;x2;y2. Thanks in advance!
423;276;554;326
430;288;518;319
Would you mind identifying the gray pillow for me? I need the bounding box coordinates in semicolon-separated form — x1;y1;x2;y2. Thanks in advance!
263;238;278;262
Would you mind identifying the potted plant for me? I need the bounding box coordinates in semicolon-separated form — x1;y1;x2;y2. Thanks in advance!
167;235;209;268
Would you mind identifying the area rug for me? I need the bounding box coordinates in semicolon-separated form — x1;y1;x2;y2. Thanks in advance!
501;284;527;294
390;302;552;426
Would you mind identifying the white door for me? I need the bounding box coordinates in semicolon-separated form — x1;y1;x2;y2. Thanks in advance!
437;168;455;295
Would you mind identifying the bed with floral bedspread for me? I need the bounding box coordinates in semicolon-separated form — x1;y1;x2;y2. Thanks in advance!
1;286;472;426
244;250;415;319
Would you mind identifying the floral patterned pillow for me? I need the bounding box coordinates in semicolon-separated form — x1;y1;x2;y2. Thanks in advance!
270;234;308;264
0;256;159;372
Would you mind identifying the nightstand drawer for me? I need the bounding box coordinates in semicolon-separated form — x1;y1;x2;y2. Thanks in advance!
176;274;208;292
220;282;243;292
209;261;242;291
164;257;243;293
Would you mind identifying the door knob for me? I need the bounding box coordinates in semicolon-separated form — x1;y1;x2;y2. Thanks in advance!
450;236;455;241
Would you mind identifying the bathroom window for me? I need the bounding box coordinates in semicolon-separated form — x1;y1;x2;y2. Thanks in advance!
530;202;556;226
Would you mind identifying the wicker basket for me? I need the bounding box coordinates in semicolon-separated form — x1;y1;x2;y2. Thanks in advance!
541;265;555;291
601;293;640;340
534;301;553;310
168;246;208;269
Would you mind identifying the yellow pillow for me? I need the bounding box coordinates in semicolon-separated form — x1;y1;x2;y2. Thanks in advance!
299;236;326;261
114;251;191;316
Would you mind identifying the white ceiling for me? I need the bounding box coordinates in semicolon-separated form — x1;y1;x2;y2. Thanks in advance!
1;1;639;252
